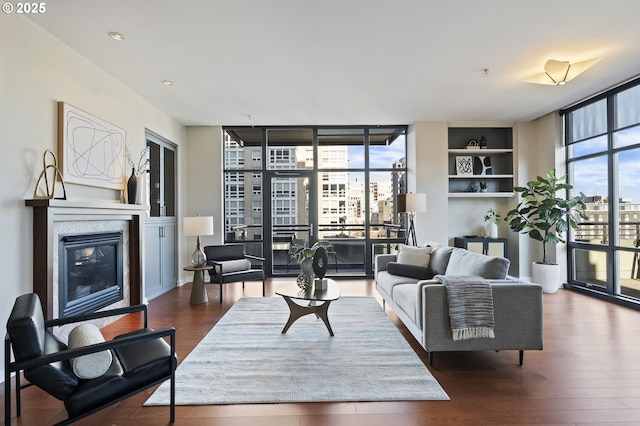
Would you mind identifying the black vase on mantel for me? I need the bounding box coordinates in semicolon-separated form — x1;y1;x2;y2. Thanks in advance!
127;168;138;204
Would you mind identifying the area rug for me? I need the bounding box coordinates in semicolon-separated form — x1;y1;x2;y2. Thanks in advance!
144;296;449;405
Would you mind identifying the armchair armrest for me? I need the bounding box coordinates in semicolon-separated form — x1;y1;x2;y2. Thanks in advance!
245;254;265;263
7;327;176;372
45;304;149;329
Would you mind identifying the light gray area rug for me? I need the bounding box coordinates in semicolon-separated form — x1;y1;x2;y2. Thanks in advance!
145;296;449;405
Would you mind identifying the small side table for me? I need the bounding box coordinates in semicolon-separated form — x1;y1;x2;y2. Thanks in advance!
184;265;213;304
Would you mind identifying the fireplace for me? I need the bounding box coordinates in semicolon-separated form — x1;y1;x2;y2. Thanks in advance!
26;198;144;320
59;231;124;317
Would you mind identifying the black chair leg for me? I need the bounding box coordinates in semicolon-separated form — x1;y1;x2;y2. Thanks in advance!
519;350;524;366
219;283;223;304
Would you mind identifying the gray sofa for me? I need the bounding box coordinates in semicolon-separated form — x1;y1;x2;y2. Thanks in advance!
375;243;543;365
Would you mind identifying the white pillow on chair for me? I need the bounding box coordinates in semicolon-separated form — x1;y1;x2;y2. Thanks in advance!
68;323;112;379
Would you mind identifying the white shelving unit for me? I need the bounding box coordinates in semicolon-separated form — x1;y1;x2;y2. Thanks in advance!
447;128;515;198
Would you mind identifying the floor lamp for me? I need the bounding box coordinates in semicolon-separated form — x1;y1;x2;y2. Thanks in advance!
398;193;427;246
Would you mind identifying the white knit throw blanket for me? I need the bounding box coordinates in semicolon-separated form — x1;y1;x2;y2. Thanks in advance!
434;275;495;341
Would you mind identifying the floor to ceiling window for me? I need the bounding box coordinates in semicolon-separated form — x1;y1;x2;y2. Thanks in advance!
222;126;408;277
564;77;640;307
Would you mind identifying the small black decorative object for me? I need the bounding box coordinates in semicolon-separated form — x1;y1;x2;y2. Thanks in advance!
127;168;138;204
312;246;328;279
479;136;488;149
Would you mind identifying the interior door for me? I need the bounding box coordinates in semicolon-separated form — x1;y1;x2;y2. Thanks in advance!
268;172;316;275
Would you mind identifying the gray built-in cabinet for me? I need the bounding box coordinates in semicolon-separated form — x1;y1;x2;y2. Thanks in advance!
447;127;514;197
144;132;177;300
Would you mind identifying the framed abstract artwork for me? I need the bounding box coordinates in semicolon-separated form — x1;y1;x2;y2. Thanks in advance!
58;102;127;190
473;155;493;175
455;156;474;175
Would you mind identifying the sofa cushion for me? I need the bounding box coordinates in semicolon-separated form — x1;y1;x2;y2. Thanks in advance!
68;323;113;379
397;244;431;267
376;271;418;300
428;245;454;276
387;262;431;280
445;248;510;279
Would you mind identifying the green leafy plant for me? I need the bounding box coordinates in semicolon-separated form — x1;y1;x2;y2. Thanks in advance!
483;208;502;224
505;169;588;265
290;240;333;263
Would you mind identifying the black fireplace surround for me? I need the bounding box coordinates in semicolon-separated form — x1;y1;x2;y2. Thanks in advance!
59;231;124;317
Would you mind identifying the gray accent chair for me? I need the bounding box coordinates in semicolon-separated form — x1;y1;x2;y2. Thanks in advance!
375;244;543;365
204;244;265;303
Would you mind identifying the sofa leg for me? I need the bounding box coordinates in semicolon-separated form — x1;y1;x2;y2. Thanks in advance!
428;352;433;366
519;350;524;366
262;279;266;297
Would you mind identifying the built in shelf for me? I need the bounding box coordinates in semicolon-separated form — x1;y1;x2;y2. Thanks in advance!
447;127;515;197
448;192;515;198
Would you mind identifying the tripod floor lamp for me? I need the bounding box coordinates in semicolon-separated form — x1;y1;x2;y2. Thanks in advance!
398;193;427;246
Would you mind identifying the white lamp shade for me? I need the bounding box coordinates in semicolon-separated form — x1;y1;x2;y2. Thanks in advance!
183;216;214;236
403;193;427;213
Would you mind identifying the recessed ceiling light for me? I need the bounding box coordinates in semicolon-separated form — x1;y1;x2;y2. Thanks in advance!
108;32;125;41
162;80;174;86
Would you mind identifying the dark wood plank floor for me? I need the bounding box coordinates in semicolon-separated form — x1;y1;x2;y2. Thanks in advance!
4;279;640;425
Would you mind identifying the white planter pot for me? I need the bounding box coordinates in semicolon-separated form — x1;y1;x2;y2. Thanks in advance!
487;222;498;239
532;262;561;293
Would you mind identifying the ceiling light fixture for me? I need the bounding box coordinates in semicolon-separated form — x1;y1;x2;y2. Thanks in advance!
525;58;600;86
162;80;174;86
108;32;125;41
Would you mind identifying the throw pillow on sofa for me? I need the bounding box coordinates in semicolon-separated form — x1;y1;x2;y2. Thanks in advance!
387;262;432;279
444;248;510;279
397;244;432;267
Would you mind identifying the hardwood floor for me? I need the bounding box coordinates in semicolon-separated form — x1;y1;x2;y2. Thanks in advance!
4;279;640;425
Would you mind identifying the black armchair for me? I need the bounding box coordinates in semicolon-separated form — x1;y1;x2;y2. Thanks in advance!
4;293;177;426
204;244;265;303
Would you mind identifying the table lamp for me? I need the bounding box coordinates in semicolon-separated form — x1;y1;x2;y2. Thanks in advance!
397;193;427;246
183;216;214;267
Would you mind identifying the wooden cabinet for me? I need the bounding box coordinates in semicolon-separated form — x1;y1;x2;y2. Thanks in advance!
448;127;514;197
454;237;508;258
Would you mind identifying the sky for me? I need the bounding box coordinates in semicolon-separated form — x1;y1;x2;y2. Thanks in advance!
571;127;640;204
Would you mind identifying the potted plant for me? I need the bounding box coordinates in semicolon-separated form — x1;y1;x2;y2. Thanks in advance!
505;169;587;293
483;208;501;238
290;240;333;278
479;181;489;193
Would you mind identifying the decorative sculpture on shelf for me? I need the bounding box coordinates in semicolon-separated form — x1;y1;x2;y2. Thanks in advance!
33;149;67;199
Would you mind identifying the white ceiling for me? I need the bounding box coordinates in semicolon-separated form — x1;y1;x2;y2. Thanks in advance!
29;0;640;126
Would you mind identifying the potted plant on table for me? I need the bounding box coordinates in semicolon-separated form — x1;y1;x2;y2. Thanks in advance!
290;240;334;289
505;169;587;293
483;207;502;238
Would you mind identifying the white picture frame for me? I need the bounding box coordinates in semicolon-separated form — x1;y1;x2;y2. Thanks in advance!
455;156;474;175
58;102;127;190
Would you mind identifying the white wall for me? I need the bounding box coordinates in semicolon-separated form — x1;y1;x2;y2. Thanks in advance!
182;126;224;278
409;118;561;279
408;121;449;245
513;112;565;281
0;16;186;373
